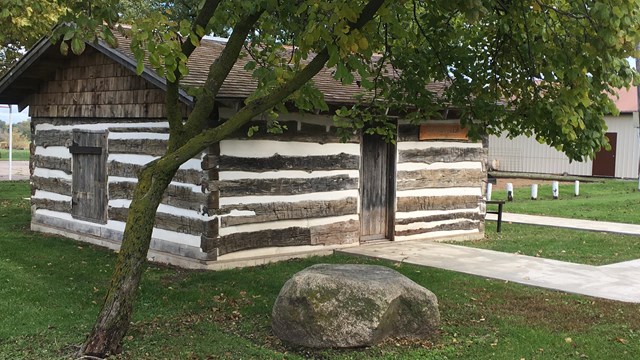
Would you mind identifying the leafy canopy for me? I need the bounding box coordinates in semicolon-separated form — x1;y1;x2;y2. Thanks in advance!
0;0;64;74
9;0;640;161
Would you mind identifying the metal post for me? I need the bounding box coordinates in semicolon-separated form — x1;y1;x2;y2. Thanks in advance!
8;105;12;181
531;184;538;200
552;181;559;199
486;183;493;201
574;180;580;196
506;182;513;201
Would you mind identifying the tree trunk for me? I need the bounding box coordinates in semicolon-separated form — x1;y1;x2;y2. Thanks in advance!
80;163;177;357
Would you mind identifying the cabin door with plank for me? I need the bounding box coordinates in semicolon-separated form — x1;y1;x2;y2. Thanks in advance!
360;133;395;242
70;129;108;223
592;132;617;177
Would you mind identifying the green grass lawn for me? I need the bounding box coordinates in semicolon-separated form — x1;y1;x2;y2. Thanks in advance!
0;149;29;161
2;181;640;359
468;223;640;265
489;180;640;223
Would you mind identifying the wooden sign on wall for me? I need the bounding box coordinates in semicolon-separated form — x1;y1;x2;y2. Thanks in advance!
419;123;468;141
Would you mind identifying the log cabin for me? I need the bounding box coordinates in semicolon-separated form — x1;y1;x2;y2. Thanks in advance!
0;35;487;269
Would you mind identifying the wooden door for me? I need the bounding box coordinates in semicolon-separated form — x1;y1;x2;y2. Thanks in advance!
70;130;108;223
592;132;617;177
360;133;395;242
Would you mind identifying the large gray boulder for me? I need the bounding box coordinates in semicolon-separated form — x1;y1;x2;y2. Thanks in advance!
271;264;440;348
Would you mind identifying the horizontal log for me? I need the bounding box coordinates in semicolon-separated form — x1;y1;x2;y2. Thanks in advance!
220;197;358;226
109;161;204;185
108;126;170;133
395;220;480;237
398;147;487;164
31;118;168;126
32;176;72;196
200;235;218;258
395;211;483;226
397;195;480;213
32;155;72;173
109;181;206;211
216;227;311;255
109;138;168;156
227;120;358;144
215;175;358;197
310;220;360;245
31;198;71;213
215;153;360;172
397;169;485;190
109;207;212;236
35;130;71;147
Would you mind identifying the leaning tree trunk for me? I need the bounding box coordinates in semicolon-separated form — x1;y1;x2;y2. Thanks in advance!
80;162;177;356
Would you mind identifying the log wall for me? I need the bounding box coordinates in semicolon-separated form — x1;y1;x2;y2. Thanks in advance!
394;123;487;241
206;117;361;256
30;117;214;259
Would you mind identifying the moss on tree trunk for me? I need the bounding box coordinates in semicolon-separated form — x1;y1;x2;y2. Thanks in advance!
80;164;177;356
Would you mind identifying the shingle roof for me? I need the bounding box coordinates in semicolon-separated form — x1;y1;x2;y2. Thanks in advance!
0;31;447;107
113;34;446;105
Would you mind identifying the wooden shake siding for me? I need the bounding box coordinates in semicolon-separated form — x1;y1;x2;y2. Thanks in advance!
394;125;487;239
203;119;361;256
28;48;189;118
29;49;211;255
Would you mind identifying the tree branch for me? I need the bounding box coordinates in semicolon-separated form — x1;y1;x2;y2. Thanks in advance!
162;0;388;171
165;0;224;143
183;9;265;137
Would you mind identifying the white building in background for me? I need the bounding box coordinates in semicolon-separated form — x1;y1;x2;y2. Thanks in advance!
488;87;640;178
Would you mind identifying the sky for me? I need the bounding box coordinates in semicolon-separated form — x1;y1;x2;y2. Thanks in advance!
0;105;29;124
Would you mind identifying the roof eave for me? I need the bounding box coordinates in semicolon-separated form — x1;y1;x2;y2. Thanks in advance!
0;36;195;107
0;36;54;104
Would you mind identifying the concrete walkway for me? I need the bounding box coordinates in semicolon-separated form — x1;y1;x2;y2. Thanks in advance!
339;213;640;303
487;212;640;236
0;160;29;180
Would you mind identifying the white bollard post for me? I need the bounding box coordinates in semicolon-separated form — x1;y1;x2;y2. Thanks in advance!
552;181;559;199
486;183;493;201
506;183;514;201
574;180;580;196
531;184;538;200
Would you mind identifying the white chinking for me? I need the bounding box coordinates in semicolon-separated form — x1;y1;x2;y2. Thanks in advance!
35;209;201;247
108;132;170;140
35;146;71;159
397;161;483;171
33;167;72;180
32;190;72;202
109;199;209;220
35;121;170;132
220;139;359;157
396;187;482;197
107;154;202;170
108;176;202;193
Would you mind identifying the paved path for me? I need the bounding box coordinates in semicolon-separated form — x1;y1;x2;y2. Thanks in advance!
487;212;640;236
0;160;29;180
340;213;640;303
340;242;640;303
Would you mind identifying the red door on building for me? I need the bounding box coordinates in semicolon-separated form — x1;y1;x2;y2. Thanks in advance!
592;132;617;177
